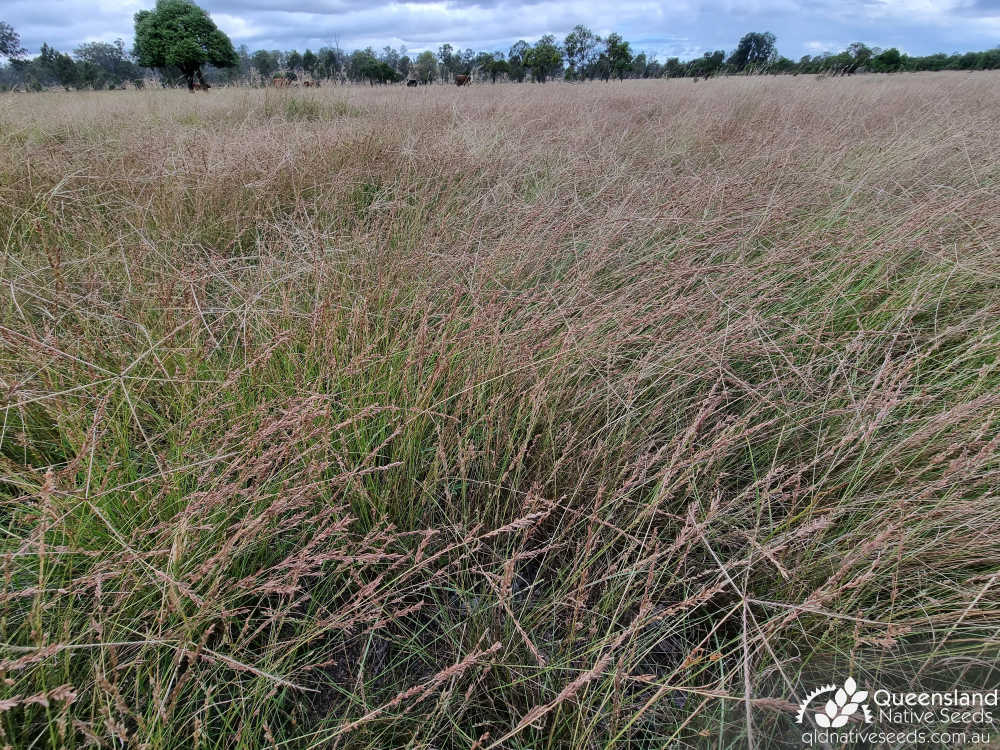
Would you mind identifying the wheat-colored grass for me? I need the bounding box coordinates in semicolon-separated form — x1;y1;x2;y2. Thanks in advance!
1;73;999;748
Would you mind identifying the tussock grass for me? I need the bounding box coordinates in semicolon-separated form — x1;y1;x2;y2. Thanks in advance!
1;73;999;748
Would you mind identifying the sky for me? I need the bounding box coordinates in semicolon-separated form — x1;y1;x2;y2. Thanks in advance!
4;0;1000;62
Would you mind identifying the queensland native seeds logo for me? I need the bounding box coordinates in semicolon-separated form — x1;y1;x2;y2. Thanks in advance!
796;677;873;728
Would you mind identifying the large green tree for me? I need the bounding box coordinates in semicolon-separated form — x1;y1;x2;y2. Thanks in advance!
524;35;562;83
728;31;777;71
133;0;238;90
604;33;632;80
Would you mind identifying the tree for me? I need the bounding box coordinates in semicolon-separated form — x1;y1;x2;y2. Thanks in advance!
475;51;508;83
1;21;26;59
844;42;873;74
74;40;141;86
39;43;79;88
664;57;684;77
415;50;437;83
286;49;302;74
631;52;647;78
302;49;317;77
507;41;530;82
981;47;1000;70
593;52;612;81
252;50;279;82
133;0;238;90
524;35;562;82
347;47;398;84
564;25;598;80
347;47;375;81
318;47;341;81
689;49;725;78
771;55;796;74
234;44;252;81
437;43;455;80
604;33;632;80
728;31;777;72
871;47;902;72
459;48;475;73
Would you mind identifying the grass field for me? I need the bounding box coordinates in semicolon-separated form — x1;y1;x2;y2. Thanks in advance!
1;73;999;748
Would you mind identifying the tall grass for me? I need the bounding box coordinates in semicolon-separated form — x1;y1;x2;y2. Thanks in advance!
1;73;998;748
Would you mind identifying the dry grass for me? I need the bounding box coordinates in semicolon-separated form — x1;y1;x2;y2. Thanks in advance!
1;73;999;748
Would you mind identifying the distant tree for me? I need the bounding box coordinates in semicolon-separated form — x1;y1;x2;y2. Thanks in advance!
952;50;981;70
234;44;252;81
252;50;279;81
978;47;1000;69
663;57;684;77
348;47;398;84
631;52;647;78
524;34;562;82
564;24;599;80
844;42;873;74
916;52;949;71
39;43;79;88
604;33;632;80
593;52;612;81
871;47;902;72
398;54;411;78
1;21;26;59
415;49;437;83
459;48;475;73
771;55;796;74
728;31;777;72
381;45;399;71
74;40;142;86
688;49;725;78
286;49;302;74
347;47;374;81
75;61;107;88
302;48;317;77
507;40;529;82
437;43;456;80
374;61;400;83
133;0;238;90
474;51;508;83
318;47;341;80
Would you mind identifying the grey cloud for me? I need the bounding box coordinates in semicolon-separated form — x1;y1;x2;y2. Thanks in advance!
955;0;1000;13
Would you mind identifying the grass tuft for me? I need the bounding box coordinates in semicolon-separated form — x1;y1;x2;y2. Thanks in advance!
1;73;999;748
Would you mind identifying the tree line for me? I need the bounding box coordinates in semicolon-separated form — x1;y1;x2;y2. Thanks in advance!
2;5;1000;92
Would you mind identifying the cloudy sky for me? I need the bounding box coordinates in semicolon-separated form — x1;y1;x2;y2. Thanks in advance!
4;0;1000;61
